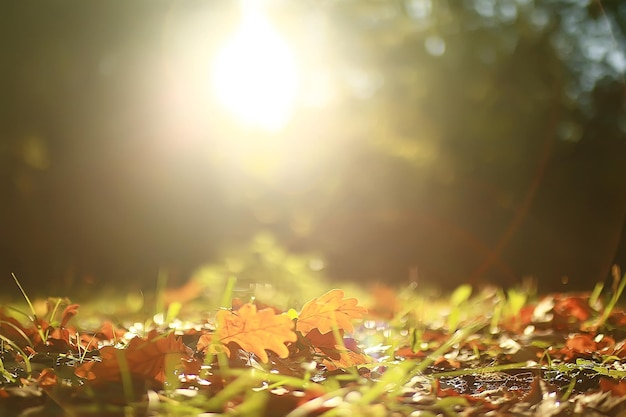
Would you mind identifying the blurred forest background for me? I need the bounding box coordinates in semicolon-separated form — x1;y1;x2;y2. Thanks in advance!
1;0;626;297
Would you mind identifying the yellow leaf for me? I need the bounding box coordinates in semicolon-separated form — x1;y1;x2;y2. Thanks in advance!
297;289;367;336
215;304;297;363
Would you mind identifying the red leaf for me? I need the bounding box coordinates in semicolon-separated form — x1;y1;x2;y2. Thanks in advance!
565;333;596;354
60;304;80;328
0;310;35;347
599;378;626;396
37;368;58;388
554;296;590;322
608;311;626;327
395;346;427;359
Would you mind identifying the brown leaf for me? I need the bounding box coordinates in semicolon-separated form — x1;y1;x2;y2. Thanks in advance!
60;304;80;328
368;285;401;319
395;346;427;359
76;331;194;384
126;331;192;383
37;368;58;388
45;327;75;352
599;378;626;396
0;310;33;347
75;345;123;382
554;296;591;322
163;280;203;305
297;289;367;336
304;328;370;370
215;304;297;363
565;333;596;354
608;311;626;327
196;332;214;353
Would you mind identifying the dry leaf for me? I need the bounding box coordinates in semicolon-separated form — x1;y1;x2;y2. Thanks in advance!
126;331;192;383
599;378;626;396
565;333;596;354
76;331;193;383
215;304;297;363
37;368;58;388
196;332;214;353
0;310;33;347
554;296;590;322
163;280;204;305
368;284;401;319
304;328;370;370
297;289;367;336
60;304;80;328
75;345;125;382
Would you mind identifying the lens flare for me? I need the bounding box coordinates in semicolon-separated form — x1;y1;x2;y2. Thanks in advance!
212;8;299;131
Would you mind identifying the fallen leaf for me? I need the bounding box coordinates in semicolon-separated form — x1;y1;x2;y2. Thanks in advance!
613;340;626;358
196;332;214;353
368;285;401;319
126;331;193;383
37;368;58;388
565;333;596;354
599;378;626;396
395;346;427;359
215;304;297;363
608;311;626;327
574;390;626;415
76;331;194;384
75;345;124;382
554;296;590;322
304;328;370;370
60;304;80;328
232;297;283;314
163;280;204;305
0;310;33;347
45;327;75;352
434;357;461;369
297;289;367;336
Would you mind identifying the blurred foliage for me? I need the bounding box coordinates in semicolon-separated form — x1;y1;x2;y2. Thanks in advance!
190;232;333;310
1;0;625;295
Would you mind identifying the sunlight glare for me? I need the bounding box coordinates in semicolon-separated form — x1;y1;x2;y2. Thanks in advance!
212;6;299;131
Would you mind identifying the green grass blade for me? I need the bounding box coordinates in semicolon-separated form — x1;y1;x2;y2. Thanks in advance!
0;334;32;376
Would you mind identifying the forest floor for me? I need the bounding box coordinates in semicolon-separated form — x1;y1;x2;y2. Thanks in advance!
1;270;626;417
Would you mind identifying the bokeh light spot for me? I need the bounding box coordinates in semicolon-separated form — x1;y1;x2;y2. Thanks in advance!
212;7;299;131
425;35;446;56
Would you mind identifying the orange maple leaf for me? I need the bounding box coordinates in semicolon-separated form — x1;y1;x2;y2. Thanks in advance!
297;289;367;336
215;304;297;363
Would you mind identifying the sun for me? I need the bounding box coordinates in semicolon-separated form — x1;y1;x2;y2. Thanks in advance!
212;7;299;132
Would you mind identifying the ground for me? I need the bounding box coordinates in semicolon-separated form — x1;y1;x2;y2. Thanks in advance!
1;272;626;417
